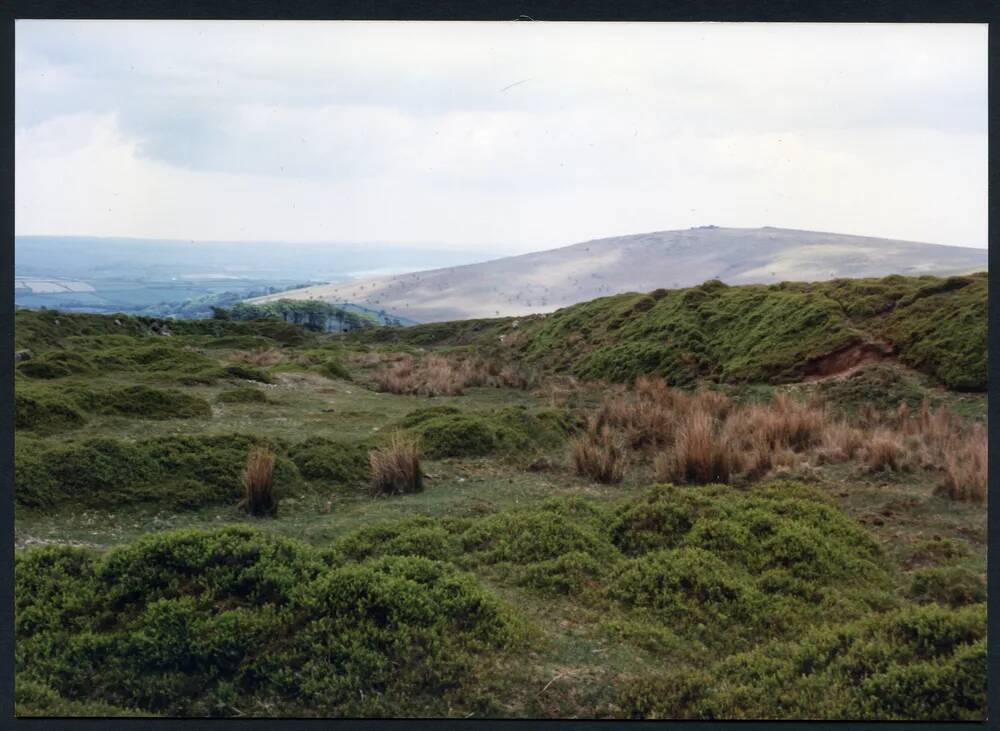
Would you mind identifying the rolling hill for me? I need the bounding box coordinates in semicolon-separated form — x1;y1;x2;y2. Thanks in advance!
250;226;988;323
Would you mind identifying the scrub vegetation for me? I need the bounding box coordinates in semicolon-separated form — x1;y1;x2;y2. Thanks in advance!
13;273;987;719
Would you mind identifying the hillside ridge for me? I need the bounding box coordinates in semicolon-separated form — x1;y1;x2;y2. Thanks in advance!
251;226;987;323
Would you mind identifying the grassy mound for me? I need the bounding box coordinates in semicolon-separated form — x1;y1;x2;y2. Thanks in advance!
15;433;301;510
354;274;985;391
14;308;312;352
519;275;986;389
619;603;986;720
14;482;986;718
17;350;93;379
908;567;986;607
317;358;351;380
89;343;218;374
204;335;281;349
73;385;212;419
404;406;574;459
224;364;274;384
288;437;370;485
818;363;935;414
17;384;211;425
14;391;87;433
15;527;516;717
879;275;987;391
216;388;270;404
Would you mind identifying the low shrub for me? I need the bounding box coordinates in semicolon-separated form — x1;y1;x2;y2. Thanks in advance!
408;414;499;458
909;537;969;566
399;405;463;428
332;517;463;563
909;567;986;607
17;350;92;379
289;437;370;485
203;335;279;349
458;498;616;568
230;347;283;366
216;388;269;404
90;343;217;374
406;407;572;459
317;358;351;381
19;438;162;508
224;364;274;384
609;546;759;627
818;363;933;415
370;433;423;496
15;433;302;511
15;527;515;716
14;391;86;433
519;551;607;594
76;385;212;419
617;603;986;720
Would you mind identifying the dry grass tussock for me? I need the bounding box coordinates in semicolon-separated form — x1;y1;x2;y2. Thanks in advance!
372;353;537;396
240;446;277;517
231;347;283;367
576;377;985;501
370;433;423;496
570;423;628;484
892;404;986;503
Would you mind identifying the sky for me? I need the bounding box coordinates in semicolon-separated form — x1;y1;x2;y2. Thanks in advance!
15;21;988;253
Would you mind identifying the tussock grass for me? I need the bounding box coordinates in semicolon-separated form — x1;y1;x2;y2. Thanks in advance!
656;411;738;484
863;429;909;473
372;353;536;396
370;433;423;496
941;428;987;503
576;377;983;500
570;425;627;484
240;446;278;517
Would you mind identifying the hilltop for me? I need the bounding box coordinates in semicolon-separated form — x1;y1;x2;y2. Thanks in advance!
251;227;988;323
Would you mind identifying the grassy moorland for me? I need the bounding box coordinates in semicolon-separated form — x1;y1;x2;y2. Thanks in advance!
13;273;987;719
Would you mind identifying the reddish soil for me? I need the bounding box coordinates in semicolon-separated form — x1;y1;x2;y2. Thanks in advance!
803;341;896;382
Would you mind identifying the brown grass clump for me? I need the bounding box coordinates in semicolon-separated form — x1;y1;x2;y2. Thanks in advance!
240;446;278;517
656;411;738;484
370;433;423;496
818;421;866;463
421;355;466;396
863;429;908;473
371;354;534;396
372;355;421;394
581;378;984;499
570;424;628;484
940;426;987;503
231;347;283;367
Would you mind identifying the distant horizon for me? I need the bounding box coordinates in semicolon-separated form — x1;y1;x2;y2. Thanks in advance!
14;223;989;252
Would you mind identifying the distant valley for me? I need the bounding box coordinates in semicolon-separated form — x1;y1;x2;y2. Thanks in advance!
14;236;499;319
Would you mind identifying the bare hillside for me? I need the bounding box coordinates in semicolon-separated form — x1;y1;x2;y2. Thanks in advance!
251;226;987;323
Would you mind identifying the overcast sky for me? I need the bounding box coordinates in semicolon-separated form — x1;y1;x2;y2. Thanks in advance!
15;21;988;252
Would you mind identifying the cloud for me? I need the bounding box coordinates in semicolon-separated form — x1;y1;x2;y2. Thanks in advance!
14;20;988;250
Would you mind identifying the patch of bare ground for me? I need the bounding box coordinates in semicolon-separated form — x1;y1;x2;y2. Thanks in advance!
803;340;896;382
